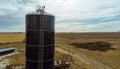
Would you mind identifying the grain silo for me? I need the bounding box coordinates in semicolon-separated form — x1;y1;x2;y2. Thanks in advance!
25;6;55;69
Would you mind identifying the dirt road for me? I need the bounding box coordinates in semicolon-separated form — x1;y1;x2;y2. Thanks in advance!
55;47;112;69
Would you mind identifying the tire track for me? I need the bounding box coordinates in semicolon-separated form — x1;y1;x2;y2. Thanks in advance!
55;47;112;69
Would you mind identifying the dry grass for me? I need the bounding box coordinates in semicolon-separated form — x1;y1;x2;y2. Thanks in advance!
0;43;25;64
0;33;25;43
0;33;25;64
0;33;120;69
55;33;120;69
55;50;94;69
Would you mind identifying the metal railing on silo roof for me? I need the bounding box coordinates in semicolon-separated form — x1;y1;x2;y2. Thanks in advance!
26;5;55;69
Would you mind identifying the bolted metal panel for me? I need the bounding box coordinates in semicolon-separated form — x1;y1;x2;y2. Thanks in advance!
26;6;55;69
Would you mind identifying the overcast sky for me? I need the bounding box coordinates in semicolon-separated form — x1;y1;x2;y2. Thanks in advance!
0;0;120;32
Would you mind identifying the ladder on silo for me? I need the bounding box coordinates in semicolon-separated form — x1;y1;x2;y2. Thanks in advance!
39;15;44;69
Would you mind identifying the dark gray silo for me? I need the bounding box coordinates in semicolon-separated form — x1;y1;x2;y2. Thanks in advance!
25;6;55;69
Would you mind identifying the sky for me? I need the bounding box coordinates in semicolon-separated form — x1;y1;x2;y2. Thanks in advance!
0;0;120;32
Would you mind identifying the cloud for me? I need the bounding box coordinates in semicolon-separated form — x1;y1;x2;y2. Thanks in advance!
0;0;120;32
56;21;120;32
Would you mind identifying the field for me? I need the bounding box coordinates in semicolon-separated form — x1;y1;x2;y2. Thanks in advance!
0;33;24;43
55;33;120;69
0;33;25;65
0;33;120;69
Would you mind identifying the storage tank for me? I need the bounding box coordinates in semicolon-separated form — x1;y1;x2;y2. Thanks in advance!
25;6;55;69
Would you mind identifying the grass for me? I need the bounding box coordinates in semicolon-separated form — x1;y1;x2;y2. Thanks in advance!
55;49;94;69
0;33;25;43
55;33;120;69
0;33;120;69
0;33;25;64
0;43;25;64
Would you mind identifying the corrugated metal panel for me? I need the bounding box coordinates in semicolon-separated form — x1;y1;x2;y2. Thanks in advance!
0;48;15;53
